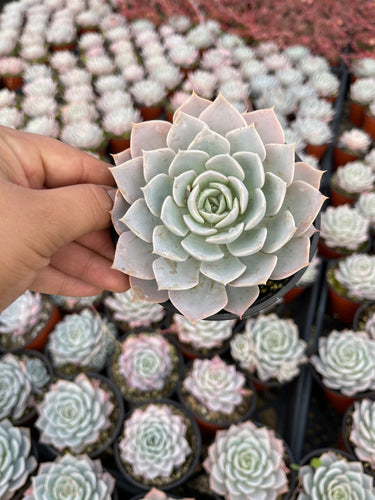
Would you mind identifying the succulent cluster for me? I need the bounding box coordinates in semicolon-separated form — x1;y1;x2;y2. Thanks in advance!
203;420;289;499
111;93;325;322
320;205;369;252
332;254;375;301
118;403;193;484
0;419;37;500
172;314;235;351
183;355;247;414
23;453;115;500
334;161;375;194
35;373;114;454
47;308;115;373
296;451;375;499
230;313;308;383
0;290;42;337
311;329;375;396
349;398;375;469
0;353;31;421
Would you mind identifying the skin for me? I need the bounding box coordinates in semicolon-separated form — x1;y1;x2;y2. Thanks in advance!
0;125;129;311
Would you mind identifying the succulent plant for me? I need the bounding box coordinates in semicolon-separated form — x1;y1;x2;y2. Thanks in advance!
23;453;115;500
20;43;47;62
60;121;106;152
288;82;318;102
85;55;115;76
310;71;340;98
95;74;126;94
103;107;142;138
297;97;334;123
49;50;77;72
46;22;76;45
186;24;215;50
60;101;98;124
183;355;247;414
0;88;16;107
110;93;325;322
298;54;330;77
104;289;166;329
150;64;183;92
283;44;311;62
118;333;173;391
240;59;267;80
320;205;369;251
335;161;375;193
130;79;167;107
0;106;24;128
59;67;92;87
333;253;375;301
47;308;115;373
292;117;332;146
311;329;375;396
79;32;105;51
35;373;114;453
63;84;95;103
338;128;372;154
0;419;37;500
168;43;198;68
22;355;51;395
263;52;289;72
184;70;217;99
364;311;375;338
122;63;145;83
137;488;194;500
0;353;31;421
295;254;321;288
0;56;26;76
118;403;193;483
24;116;60;138
76;9;100;28
97;89;133;114
296;450;375;499
350;77;375;105
0;290;42;337
257;87;297;117
276;67;304;87
230;313;307;383
357;191;375;227
352;58;375;78
348;398;375;469
203;420;289;499
23;77;57;98
22;95;57;118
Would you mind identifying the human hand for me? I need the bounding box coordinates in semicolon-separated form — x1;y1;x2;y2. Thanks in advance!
0;125;129;311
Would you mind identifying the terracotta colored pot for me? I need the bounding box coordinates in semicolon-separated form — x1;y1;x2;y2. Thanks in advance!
305;143;329;160
282;286;306;304
329;184;357;207
109;136;130;155
327;283;361;324
2;75;23;91
49;41;76;52
322;385;356;415
333;146;359;170
138;105;163;121
26;304;61;351
318;240;348;260
349;100;365;127
364;113;375;140
165;108;174;123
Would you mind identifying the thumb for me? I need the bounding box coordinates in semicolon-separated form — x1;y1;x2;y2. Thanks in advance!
28;183;114;255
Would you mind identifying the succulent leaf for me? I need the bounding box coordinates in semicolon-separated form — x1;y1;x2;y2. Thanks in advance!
130;120;171;158
242;108;285;144
143;148;176;182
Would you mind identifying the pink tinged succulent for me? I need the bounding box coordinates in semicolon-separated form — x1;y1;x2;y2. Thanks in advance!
0;290;42;336
350;399;375;468
110;93;325;322
172;314;235;349
335;254;375;301
183;356;246;414
339;129;372;153
0;420;37;500
0;354;31;420
23;453;115;500
203;420;289;500
320;205;369;251
104;290;165;327
35;373;113;453
119;403;192;481
139;488;194;500
119;333;172;391
0;56;26;76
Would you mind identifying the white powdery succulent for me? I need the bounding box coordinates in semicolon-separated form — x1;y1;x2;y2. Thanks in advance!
168;43;198;68
172;314;235;350
103;107;142;137
276;67;304;87
297;97;334;123
230;313;307;383
36;373;114;453
110;93;325;322
168;15;191;33
76;9;100;27
23;64;52;83
63;84;95;103
184;70;218;99
130;79;167;107
249;74;279;99
297;451;375;499
49;50;77;73
122;63;145;83
104;289;165;328
352;57;375;78
263;52;290;72
292;117;332;145
218;79;249;106
0;107;24;129
23;77;57;98
47;309;114;371
0;88;16;107
79;32;104;52
283;44;311;63
60;101;98;124
339;128;372;154
0;419;37;500
240;59;267;80
186;24;215;50
119;403;192;481
97;89;132;114
356;191;375;226
22;95;57;118
183;355;246;414
60;121;105;151
119;333;172;391
0;56;26;76
258;87;297;117
334;253;375;301
288;82;318;103
350;77;375;105
350;398;375;468
59;68;91;87
46;22;76;45
150;64;183;92
336;161;375;193
20;43;47;62
0;34;17;56
0;290;42;336
138;489;194;500
23;117;59;139
203;420;289;500
94;74;126;94
23;453;115;500
0;353;31;420
256;41;280;57
201;48;232;71
298;54;329;77
23;356;50;395
310;71;340;98
320;205;369;251
283;127;306;154
311;329;375;396
84;55;115;76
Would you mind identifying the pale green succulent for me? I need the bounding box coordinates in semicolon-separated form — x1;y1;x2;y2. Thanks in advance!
350;398;375;469
22;355;50;395
23;454;115;500
0;419;37;500
0;353;31;421
110;93;325;322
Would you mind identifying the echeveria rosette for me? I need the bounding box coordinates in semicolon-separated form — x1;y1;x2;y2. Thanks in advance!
22;356;51;395
23;454;115;500
349;398;375;469
0;353;31;421
118;403;192;482
230;313;308;383
0;290;42;337
172;314;235;350
334;254;375;301
0;419;37;500
119;333;172;391
183;355;247;414
35;373;114;454
296;451;375;499
320;205;369;252
203;420;289;500
365;312;375;339
110;93;325;322
138;489;194;500
311;330;375;397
